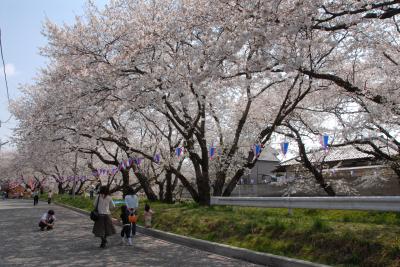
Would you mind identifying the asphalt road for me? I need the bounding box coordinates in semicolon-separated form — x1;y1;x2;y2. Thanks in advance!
0;199;260;267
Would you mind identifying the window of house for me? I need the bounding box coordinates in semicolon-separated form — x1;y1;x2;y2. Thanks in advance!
262;175;277;184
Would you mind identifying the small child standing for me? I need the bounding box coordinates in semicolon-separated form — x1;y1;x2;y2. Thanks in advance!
144;203;154;228
39;210;56;231
120;205;133;246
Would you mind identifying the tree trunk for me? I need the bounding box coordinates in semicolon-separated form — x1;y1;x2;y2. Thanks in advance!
58;183;65;194
197;165;211;205
38;182;44;194
170;175;179;201
298;148;336;196
391;163;400;184
169;167;200;202
75;181;85;195
191;159;210;205
134;170;158;201
286;123;336;196
312;170;336;196
164;170;174;203
158;180;165;201
197;176;211;205
213;171;226;196
196;138;211;205
223;168;245;196
121;170;131;197
222;149;258;196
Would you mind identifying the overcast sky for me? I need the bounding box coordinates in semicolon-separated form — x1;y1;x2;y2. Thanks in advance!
0;0;108;151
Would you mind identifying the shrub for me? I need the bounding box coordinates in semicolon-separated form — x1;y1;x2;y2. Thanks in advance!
310;218;331;233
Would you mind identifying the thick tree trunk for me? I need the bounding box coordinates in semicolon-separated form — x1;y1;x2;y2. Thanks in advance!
192;159;210;205
298;149;336;196
286;123;336;196
223;149;258;196
134;170;158;201
197;176;211;205
223;168;245;196
196;105;211;205
164;171;174;203
197;137;211;205
311;170;336;196
213;171;226;196
169;167;200;202
171;175;178;198
183;139;211;205
75;181;85;195
121;170;131;197
391;164;400;184
158;181;165;201
58;183;65;194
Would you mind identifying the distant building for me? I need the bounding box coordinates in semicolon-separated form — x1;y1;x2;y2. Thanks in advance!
231;146;282;197
233;140;400;196
278;141;397;177
239;145;280;184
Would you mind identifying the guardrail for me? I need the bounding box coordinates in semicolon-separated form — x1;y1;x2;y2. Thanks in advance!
210;196;400;212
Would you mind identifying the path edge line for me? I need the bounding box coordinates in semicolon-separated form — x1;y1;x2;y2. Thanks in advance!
55;202;330;267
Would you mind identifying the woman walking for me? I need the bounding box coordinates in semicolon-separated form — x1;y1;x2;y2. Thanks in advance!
92;186;116;248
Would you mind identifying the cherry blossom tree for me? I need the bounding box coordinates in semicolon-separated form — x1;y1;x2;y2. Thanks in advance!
9;0;400;205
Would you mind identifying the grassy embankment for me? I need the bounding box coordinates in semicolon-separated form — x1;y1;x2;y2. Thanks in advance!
51;194;400;267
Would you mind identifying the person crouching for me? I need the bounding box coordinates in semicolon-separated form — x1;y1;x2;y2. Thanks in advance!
120;205;132;246
39;210;56;231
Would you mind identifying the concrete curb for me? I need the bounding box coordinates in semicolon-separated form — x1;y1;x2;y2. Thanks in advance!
55;202;330;267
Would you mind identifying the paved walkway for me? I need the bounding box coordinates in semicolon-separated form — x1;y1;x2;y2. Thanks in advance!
0;200;260;267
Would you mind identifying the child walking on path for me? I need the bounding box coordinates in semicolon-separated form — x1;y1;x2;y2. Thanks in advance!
120;205;133;246
124;187;138;236
144;204;154;228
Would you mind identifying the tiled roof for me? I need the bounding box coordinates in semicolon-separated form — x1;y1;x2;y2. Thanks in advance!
281;139;398;166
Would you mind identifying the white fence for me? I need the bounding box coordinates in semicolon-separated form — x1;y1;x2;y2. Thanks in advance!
210;196;400;212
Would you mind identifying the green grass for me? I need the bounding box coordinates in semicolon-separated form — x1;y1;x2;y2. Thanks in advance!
53;195;400;267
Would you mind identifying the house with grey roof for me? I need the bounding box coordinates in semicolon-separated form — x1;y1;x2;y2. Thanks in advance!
280;141;397;170
232;138;400;196
275;140;400;196
231;146;284;197
239;145;280;184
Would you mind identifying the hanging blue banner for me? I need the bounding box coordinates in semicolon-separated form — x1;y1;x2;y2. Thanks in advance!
281;141;289;156
320;134;329;151
209;146;215;159
154;153;161;164
254;144;262;156
175;147;182;157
